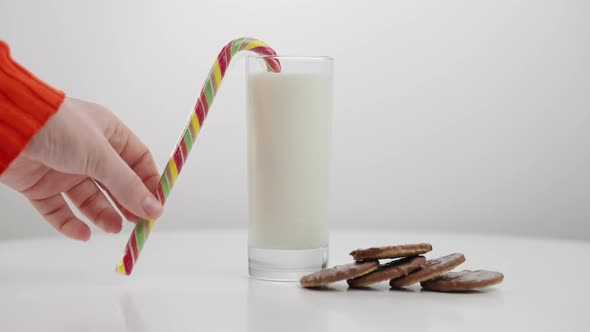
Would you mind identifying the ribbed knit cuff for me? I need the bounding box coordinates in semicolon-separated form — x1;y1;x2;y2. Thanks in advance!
0;40;65;174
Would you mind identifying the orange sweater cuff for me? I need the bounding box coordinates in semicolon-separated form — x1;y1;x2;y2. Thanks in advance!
0;40;65;174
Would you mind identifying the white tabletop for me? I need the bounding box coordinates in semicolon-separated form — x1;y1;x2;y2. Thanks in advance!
1;229;589;332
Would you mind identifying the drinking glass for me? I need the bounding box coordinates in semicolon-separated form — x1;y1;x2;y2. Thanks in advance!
246;55;334;281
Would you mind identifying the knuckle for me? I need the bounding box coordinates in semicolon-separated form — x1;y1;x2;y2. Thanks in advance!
114;172;144;200
84;149;101;178
128;174;146;194
85;143;111;179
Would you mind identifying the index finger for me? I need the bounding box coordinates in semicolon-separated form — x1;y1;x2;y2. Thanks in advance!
107;121;161;196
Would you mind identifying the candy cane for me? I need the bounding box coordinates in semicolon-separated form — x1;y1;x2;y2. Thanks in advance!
116;37;281;275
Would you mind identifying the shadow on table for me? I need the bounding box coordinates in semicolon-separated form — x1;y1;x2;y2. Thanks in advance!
117;279;502;332
245;279;466;332
120;292;149;332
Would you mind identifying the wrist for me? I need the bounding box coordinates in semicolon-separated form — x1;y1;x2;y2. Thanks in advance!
0;41;65;173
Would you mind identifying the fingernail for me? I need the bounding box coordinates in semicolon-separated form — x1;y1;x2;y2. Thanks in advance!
142;195;163;218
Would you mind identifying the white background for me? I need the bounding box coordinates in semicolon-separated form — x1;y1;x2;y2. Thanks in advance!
0;0;588;240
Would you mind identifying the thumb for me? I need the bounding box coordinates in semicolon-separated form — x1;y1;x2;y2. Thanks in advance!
88;143;163;221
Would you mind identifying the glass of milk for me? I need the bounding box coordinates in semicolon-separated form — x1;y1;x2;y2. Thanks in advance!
246;55;333;281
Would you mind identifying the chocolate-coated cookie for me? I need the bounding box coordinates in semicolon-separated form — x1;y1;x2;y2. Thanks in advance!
350;243;432;261
420;270;504;292
389;253;465;288
347;256;426;287
300;261;380;288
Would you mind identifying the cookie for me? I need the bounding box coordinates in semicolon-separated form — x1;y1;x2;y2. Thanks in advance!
420;270;504;292
347;256;426;287
300;261;380;288
350;243;432;261
389;253;465;288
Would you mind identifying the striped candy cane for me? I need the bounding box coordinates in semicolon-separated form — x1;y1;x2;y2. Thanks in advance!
116;37;281;275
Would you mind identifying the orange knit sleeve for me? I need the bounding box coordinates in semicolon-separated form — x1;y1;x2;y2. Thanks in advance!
0;40;65;174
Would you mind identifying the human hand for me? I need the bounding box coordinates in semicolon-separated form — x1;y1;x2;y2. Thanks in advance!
0;97;163;241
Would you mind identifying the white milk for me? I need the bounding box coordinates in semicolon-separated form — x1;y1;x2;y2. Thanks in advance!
248;72;332;250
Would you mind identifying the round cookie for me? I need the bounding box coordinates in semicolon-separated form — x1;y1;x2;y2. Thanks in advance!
347;256;426;287
420;270;504;292
300;261;380;288
350;243;432;261
389;253;465;288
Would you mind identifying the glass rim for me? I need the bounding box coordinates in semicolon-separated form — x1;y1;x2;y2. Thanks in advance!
248;55;334;61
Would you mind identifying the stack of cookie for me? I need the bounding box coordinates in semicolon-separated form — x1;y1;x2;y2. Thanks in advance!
300;243;503;292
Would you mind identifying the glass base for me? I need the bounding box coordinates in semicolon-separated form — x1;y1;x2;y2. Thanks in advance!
248;246;329;281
